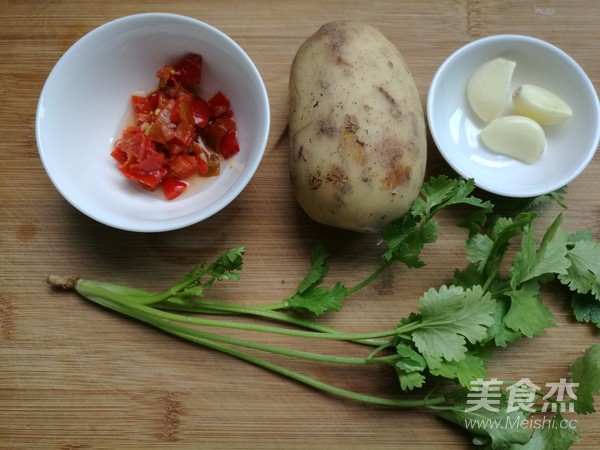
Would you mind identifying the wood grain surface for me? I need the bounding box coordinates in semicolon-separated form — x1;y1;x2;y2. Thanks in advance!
1;1;599;448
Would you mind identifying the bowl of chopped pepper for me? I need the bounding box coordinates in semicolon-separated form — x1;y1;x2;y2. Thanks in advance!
36;13;270;232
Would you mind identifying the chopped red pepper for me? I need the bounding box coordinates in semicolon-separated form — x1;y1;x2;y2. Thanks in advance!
173;53;203;86
132;91;159;124
168;153;209;179
173;96;194;125
173;122;196;146
205;116;239;159
189;97;213;128
219;129;240;159
205;117;236;148
208;91;233;118
162;177;187;200
111;53;238;200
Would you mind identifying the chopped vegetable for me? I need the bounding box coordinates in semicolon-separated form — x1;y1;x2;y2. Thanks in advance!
48;176;600;449
162;177;187;200
111;53;240;200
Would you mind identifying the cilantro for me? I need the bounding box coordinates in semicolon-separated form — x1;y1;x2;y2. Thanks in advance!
429;352;488;388
452;263;488;289
395;368;426;391
518;413;580;450
571;343;600;414
284;245;348;315
178;246;245;295
286;282;348;315
527;187;568;210
486;186;567;212
48;176;600;448
410;285;496;362
559;236;600;298
571;293;600;327
438;389;532;449
395;343;427;373
411;176;493;219
294;244;329;293
484;296;522;347
503;281;556;338
381;214;438;267
382;175;492;265
508;216;570;289
465;233;495;267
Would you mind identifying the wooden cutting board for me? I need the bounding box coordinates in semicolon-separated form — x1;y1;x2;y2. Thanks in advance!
2;1;599;448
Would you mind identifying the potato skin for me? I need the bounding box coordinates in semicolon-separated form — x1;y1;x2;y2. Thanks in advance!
288;21;427;232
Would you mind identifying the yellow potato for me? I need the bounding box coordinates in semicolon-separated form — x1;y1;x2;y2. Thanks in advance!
288;21;427;232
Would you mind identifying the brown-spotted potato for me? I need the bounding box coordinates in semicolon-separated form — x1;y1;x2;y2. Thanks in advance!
288;21;427;232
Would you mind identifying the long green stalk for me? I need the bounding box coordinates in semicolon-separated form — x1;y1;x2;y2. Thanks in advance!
83;293;445;409
76;279;420;342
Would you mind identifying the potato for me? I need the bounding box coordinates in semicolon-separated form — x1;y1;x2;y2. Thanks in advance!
288;21;427;232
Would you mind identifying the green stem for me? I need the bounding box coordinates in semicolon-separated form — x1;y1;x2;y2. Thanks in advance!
134;308;397;365
192;329;398;365
76;279;415;342
83;293;445;408
159;299;387;347
175;331;446;408
347;260;393;296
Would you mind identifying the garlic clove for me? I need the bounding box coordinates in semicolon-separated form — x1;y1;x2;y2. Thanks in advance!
512;84;573;126
480;115;547;164
467;57;517;123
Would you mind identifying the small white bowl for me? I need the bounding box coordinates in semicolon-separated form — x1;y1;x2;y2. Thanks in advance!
427;34;600;198
36;13;270;232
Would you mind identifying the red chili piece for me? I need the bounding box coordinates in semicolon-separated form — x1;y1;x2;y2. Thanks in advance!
162;177;188;200
111;53;240;200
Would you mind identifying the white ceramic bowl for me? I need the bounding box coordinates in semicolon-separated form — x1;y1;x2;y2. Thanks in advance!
36;13;270;232
427;34;600;198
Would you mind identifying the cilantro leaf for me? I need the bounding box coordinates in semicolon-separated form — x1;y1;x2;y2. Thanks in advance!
395;367;426;391
571;293;600;328
503;281;555;338
487;186;567;212
465;213;538;281
568;229;594;243
410;175;463;218
411;176;492;219
527;186;568;210
286;283;348;315
438;389;531;449
170;247;245;299
381;215;438;266
571;343;600;414
382;176;492;266
509;216;570;289
411;285;496;362
559;238;600;298
485;296;523;347
207;246;245;281
283;245;348;315
395;343;427;372
295;245;329;294
465;234;495;267
452;264;488;290
518;413;579;450
429;351;488;388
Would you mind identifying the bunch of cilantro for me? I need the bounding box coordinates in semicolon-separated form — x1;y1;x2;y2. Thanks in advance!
48;176;600;449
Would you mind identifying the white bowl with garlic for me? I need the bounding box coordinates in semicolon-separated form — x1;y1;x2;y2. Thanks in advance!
427;34;600;198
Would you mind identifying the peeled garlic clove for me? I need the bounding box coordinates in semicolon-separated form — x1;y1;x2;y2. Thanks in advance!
512;84;573;125
467;57;517;122
480;116;546;164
